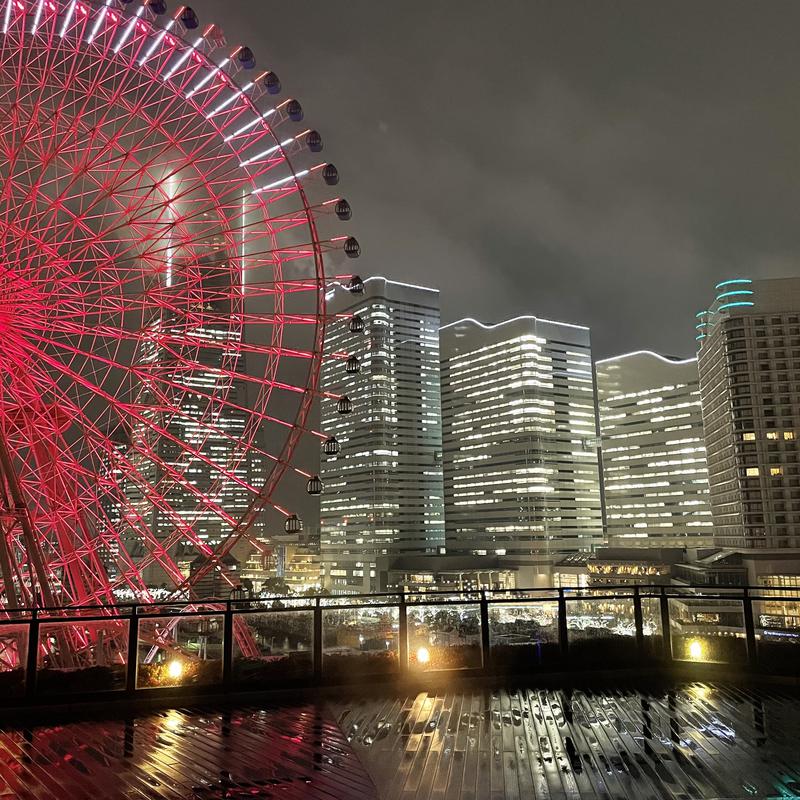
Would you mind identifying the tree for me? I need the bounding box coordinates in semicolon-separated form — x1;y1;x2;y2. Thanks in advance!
260;577;291;596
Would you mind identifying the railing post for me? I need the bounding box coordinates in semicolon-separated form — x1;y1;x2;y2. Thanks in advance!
313;597;323;681
125;605;139;695
742;588;758;668
398;592;408;674
633;586;645;659
558;588;569;661
222;600;233;689
659;587;673;662
24;609;38;700
479;590;491;671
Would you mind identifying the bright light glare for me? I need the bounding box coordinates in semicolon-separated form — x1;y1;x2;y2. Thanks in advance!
167;660;184;680
112;6;143;53
163;35;203;80
30;0;44;33
164;710;183;730
688;639;704;661
3;0;13;34
58;0;76;37
86;0;111;43
186;56;230;98
416;646;430;665
252;169;307;195
139;18;174;65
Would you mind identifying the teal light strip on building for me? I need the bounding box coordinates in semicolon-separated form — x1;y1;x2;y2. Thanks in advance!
715;278;752;290
718;301;755;311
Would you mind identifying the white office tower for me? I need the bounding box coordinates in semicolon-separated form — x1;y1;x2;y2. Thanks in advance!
320;278;446;593
440;316;604;585
596;351;713;548
698;277;800;550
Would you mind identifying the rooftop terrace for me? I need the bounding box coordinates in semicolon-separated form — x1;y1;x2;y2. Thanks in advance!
1;682;798;799
0;586;798;707
1;586;798;797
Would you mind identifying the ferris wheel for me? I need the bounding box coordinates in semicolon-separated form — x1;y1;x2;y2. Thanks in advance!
0;0;361;615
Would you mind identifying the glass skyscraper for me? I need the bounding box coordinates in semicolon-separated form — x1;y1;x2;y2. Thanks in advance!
698;277;800;550
320;277;445;593
440;315;603;585
120;260;257;591
596;351;713;548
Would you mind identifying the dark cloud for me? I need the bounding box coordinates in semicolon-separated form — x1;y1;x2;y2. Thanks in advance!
193;0;800;357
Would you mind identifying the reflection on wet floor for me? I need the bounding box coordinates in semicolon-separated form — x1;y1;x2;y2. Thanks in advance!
331;683;800;800
0;683;797;799
0;703;377;799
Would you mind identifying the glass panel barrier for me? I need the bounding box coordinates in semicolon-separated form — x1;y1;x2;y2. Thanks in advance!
136;615;223;689
0;623;28;698
488;600;560;670
668;596;747;664
37;619;128;694
322;606;400;679
232;610;313;685
641;596;664;661
321;594;403;608
407;604;483;671
565;595;638;667
752;593;800;675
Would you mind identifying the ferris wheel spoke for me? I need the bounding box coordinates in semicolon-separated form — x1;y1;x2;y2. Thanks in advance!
0;21;155;232
7;441;116;605
25;315;329;446
13;128;330;295
11;364;230;590
7;66;233;265
20;334;272;525
44;317;318;364
0;1;340;611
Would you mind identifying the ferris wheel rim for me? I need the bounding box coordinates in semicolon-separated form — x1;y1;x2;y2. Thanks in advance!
0;0;352;609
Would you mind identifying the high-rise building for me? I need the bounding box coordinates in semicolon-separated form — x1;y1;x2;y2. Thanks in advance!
698;277;800;550
97;427;130;579
440;316;603;585
596;351;713;548
320;277;445;593
121;261;257;590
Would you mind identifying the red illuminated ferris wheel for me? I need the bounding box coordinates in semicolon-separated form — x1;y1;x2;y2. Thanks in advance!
0;0;360;613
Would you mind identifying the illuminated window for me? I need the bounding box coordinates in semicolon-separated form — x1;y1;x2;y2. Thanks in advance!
767;432;779;440
742;432;756;441
770;467;784;477
785;431;796;441
746;467;760;477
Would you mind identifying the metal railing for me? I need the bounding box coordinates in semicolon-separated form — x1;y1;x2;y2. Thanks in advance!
0;585;798;706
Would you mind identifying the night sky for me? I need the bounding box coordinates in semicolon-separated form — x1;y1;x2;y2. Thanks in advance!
193;1;800;359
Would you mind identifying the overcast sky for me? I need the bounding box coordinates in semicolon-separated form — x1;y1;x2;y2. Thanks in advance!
194;1;800;359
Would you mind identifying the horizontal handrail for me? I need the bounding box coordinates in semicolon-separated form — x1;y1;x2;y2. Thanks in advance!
0;583;797;710
3;584;800;617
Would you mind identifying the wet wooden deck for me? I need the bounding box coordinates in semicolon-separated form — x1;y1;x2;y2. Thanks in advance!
0;683;798;798
0;702;378;799
332;683;800;800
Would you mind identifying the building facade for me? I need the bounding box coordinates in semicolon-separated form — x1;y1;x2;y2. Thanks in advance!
319;277;445;593
375;555;517;593
596;351;713;548
697;277;800;550
121;263;257;591
440;316;604;584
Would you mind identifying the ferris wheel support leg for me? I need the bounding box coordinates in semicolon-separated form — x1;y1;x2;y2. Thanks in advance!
0;428;57;610
0;462;21;609
0;516;19;610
